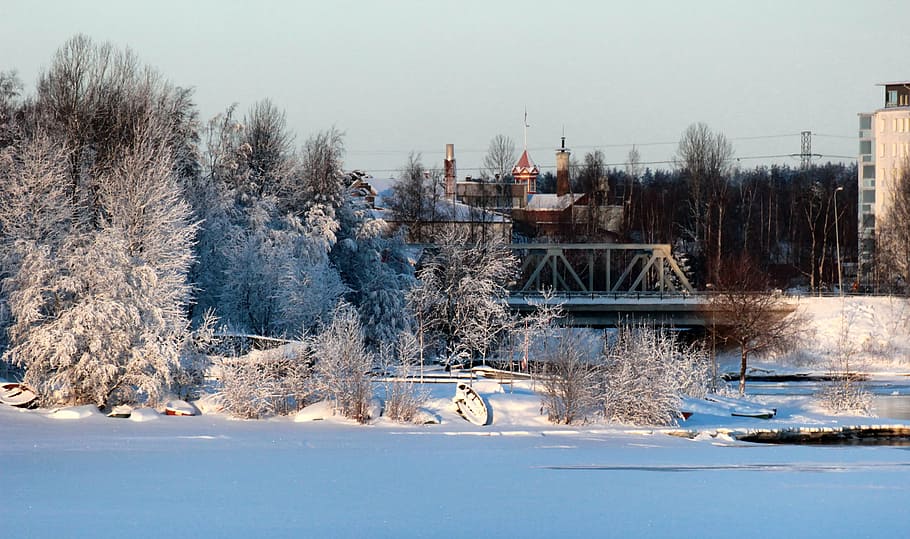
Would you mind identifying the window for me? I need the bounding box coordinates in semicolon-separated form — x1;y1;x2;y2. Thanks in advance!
880;118;886;133
888;90;899;106
860;140;872;154
860;116;872;130
863;165;875;178
880;143;886;157
863;190;876;203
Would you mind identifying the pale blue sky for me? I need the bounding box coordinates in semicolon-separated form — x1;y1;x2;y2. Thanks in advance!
2;0;908;176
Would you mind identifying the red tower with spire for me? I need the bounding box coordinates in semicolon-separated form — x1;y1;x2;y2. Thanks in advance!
511;110;540;193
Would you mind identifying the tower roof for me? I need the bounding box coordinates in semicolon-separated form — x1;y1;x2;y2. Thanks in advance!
512;149;540;176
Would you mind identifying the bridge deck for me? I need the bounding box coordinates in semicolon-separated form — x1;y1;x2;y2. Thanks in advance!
507;292;798;328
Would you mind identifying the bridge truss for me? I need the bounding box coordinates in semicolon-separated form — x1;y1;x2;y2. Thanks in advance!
510;243;694;295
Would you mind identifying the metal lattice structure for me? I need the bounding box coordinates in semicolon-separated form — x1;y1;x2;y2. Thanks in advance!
510;243;694;295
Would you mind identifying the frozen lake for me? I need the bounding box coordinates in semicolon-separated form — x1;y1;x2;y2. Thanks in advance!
2;405;909;539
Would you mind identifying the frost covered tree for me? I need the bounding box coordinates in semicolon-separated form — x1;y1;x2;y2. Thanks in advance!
601;322;709;426
539;333;599;424
244;99;295;201
192;106;344;336
1;37;199;407
415;226;518;363
380;330;429;422
218;342;313;419
331;194;412;347
817;305;872;415
312;304;375;423
0;70;23;148
291;128;346;214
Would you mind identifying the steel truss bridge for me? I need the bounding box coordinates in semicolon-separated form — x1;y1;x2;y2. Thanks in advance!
507;243;794;327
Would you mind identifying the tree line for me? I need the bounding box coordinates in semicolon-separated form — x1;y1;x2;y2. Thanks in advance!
0;35;878;420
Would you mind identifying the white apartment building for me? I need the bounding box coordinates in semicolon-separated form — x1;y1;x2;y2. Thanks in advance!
858;82;910;285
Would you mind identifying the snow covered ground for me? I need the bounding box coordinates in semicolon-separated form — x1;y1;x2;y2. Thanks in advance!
3;381;910;538
3;296;910;538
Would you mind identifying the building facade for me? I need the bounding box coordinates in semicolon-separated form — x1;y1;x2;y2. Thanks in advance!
858;82;910;286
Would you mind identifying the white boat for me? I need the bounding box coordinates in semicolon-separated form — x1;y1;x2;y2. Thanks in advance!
107;404;133;418
0;382;38;408
704;394;777;419
453;382;490;426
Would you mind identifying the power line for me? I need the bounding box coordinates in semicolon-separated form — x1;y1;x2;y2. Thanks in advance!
358;152;856;175
347;132;811;157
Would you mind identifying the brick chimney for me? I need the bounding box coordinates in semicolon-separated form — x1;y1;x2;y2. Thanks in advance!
556;136;571;196
444;143;456;200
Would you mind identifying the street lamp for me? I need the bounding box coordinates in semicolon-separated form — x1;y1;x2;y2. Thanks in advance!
834;186;844;296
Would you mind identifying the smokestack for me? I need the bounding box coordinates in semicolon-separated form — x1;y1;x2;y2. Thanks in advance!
444;143;456;200
556;136;570;197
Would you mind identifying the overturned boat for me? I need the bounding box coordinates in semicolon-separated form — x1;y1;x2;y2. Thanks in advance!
453;382;490;426
0;382;38;409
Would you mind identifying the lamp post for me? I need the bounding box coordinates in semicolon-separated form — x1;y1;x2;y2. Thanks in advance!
834;186;844;296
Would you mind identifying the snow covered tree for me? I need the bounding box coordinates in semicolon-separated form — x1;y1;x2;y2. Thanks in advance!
416;227;518;363
601;322;708;426
380;330;429;423
219;342;313;419
0;70;23;148
290;128;346;214
244;99;295;201
1;37;200;406
817;304;872;415
312;303;375;423
331;194;412;348
6;230;188;408
539;333;599;424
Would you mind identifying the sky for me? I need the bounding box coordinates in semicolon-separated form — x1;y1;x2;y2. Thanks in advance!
2;0;909;178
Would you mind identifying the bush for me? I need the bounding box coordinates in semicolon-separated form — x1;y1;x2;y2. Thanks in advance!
381;331;429;423
601;323;709;426
312;304;375;423
538;334;599;425
218;343;313;419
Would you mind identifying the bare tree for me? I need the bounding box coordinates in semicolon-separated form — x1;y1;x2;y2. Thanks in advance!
622;146;642;238
710;253;804;395
676;123;734;283
385;153;442;242
875;158;910;291
482;134;517;180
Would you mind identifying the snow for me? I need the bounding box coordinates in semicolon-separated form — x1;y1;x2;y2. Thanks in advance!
3;296;910;537
2;391;909;538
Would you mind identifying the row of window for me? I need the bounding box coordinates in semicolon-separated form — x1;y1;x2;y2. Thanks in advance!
887;90;910;107
878;142;910;158
878;116;910;133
